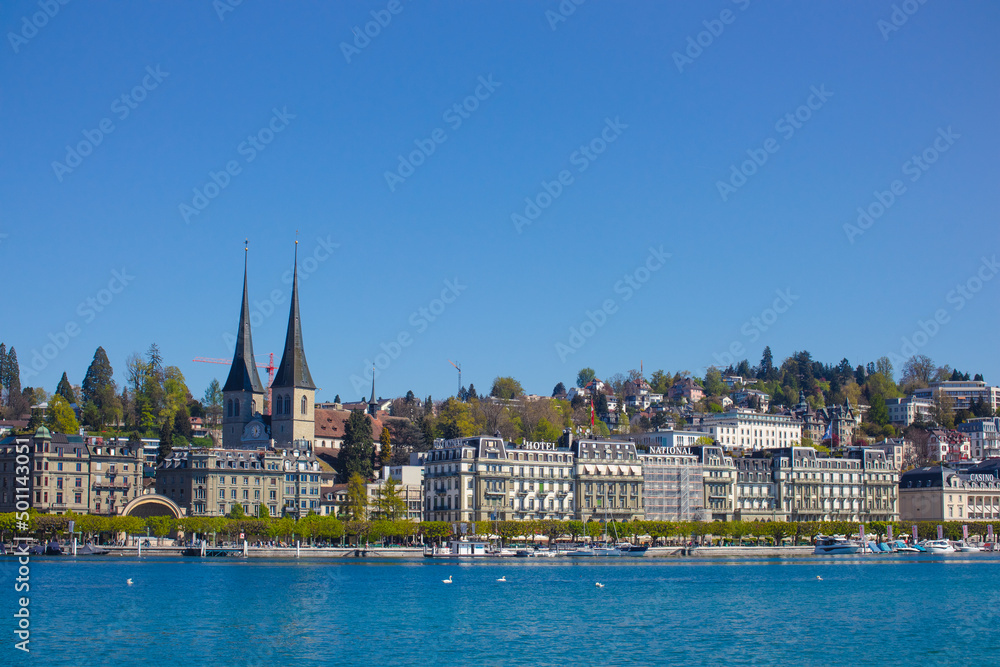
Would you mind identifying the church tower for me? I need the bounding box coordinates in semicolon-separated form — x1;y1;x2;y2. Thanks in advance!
270;242;316;446
222;246;266;448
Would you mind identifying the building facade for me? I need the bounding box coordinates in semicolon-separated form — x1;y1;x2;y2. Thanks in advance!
956;417;1000;459
0;427;144;515
687;409;802;450
639;445;705;521
899;460;1000;522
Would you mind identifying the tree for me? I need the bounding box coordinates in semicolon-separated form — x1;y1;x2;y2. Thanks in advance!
46;394;79;434
373;476;406;521
228;502;246;519
56;372;77;405
0;342;6;402
552;382;566;397
158;417;174;463
900;355;935;392
336;411;375;481
334;394;341;404
203;379;223;426
932;391;955;429
649;369;671;394
867;394;890;426
82;347;114;404
576;368;596;388
436;397;476;439
703;367;725;397
758;346;775;381
379;427;392;467
346;473;369;521
467;384;478;400
875;356;894;382
4;347;21;411
490;376;524;400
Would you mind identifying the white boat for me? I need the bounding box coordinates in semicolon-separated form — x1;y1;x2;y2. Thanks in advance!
954;541;981;553
566;544;622;557
920;539;956;554
813;535;861;555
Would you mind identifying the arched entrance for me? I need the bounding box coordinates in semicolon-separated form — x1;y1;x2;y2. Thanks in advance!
121;493;183;519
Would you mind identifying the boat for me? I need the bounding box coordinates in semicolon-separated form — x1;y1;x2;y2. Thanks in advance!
920;539;955;554
813;535;861;555
45;540;64;555
77;542;109;555
616;542;649;556
891;540;921;553
954;541;981;553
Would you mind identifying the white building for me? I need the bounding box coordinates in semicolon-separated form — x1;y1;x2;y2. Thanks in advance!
885;396;935;426
912;381;1000;413
686;409;802;451
957;417;1000;459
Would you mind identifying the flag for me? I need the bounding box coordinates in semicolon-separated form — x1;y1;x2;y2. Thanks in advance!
859;524;865;545
590;397;595;427
887;525;893;542
962;524;969;541
823;420;833;441
989;525;994;542
937;525;944;540
912;525;918;542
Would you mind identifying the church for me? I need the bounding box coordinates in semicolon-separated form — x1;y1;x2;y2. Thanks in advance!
222;242;317;450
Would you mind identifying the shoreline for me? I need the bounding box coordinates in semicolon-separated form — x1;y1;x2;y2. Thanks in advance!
4;545;824;558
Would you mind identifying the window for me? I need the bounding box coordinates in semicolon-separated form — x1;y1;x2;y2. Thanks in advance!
301;396;307;414
235;399;240;417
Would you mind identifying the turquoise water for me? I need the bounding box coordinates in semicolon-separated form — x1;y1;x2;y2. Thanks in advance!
3;554;1000;666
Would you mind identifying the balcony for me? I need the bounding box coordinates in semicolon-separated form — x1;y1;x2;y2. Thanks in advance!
93;481;131;491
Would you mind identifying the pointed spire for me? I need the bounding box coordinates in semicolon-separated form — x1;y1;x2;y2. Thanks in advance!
224;241;265;393
369;367;377;405
273;239;316;390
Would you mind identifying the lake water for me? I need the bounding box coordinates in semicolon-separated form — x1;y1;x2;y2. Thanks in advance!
3;554;1000;666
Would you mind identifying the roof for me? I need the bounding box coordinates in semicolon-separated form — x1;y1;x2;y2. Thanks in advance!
272;246;316;390
314;408;385;441
223;253;266;394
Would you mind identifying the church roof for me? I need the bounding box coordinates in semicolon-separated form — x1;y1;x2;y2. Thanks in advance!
223;251;265;394
272;244;316;390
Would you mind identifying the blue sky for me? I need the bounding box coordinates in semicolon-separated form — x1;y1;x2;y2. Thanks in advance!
2;1;998;403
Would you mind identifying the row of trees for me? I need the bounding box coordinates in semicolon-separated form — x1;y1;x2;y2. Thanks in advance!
6;512;992;547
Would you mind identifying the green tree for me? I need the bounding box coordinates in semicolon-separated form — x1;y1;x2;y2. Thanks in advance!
228;502;246;519
55;372;77;405
257;504;271;519
157;417;174;462
82;346;115;404
373;476;406;521
336;411;376;481
346;473;369;521
490;376;524;400
576;368;596;388
435;397;476;439
46;394;79;434
203;378;223;426
867;393;890;426
703;367;725;397
379;426;392;467
4;347;22;413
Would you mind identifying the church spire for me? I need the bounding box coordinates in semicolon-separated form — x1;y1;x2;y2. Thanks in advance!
368;366;378;416
223;242;265;393
272;240;316;390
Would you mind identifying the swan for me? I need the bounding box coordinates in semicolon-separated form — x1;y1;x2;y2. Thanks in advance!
816;576;823;581
442;575;453;584
595;582;604;588
497;576;506;582
126;578;133;586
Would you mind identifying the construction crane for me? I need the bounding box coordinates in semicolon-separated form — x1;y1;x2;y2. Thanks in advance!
448;360;462;399
193;353;277;414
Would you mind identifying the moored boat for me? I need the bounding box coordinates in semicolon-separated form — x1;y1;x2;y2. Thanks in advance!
920;539;955;554
954;541;981;553
813;535;861;555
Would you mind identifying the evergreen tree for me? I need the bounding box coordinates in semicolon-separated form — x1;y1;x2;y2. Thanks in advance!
82;347;114;404
974;373;984;382
334;394;341;404
405;390;415;403
0;342;6;400
552;382;566;397
56;372;77;405
5;347;20;407
158;417;174;462
335;411;375;481
758;347;774;381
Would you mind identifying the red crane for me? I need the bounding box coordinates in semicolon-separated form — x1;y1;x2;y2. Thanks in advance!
193;353;277;415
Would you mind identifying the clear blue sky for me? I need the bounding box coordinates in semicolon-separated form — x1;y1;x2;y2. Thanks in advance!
2;1;998;403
